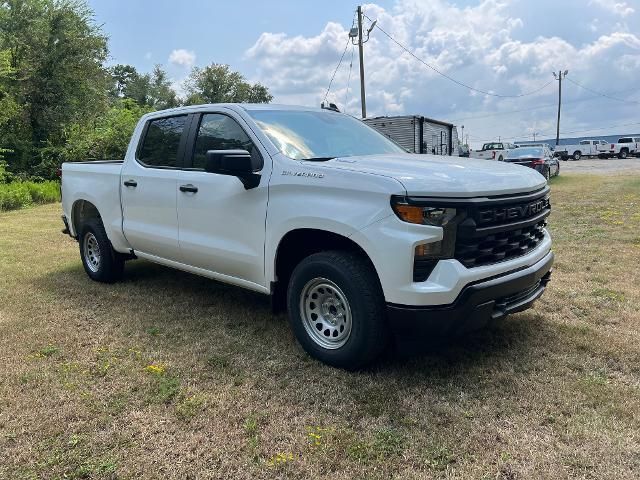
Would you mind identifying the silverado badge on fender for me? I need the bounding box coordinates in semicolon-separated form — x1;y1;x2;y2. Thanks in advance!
281;170;325;178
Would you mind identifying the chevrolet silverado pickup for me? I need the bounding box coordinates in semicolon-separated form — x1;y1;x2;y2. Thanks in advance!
469;142;516;161
61;104;553;369
597;137;640;159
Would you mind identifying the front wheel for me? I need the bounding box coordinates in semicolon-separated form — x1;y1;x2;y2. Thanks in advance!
287;251;387;369
573;151;581;161
79;219;124;283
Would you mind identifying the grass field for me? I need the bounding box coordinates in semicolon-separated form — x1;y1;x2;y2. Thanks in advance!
1;174;639;479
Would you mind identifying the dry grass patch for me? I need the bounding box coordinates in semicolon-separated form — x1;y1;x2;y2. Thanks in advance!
1;174;639;479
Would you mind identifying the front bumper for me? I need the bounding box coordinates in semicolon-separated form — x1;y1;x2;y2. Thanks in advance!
387;250;553;340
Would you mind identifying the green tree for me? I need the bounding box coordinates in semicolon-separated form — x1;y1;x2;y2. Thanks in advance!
109;63;179;110
62;99;152;162
109;63;137;98
0;0;109;176
184;63;272;105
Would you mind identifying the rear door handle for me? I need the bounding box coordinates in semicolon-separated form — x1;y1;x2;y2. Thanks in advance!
179;184;198;193
124;180;137;187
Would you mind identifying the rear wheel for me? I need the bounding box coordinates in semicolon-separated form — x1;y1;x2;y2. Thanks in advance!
554;162;560;176
498;155;504;162
287;251;387;369
79;218;124;283
544;166;551;181
619;149;628;159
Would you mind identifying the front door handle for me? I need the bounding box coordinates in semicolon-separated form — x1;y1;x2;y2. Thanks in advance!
123;180;137;187
179;184;198;193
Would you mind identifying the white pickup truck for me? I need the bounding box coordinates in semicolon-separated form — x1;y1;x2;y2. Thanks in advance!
596;137;640;159
469;142;516;162
61;104;553;369
555;139;607;161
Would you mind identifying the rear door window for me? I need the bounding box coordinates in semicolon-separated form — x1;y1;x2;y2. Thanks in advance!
138;115;188;168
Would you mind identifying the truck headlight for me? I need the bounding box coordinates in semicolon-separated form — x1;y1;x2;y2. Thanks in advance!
391;203;457;226
391;196;464;281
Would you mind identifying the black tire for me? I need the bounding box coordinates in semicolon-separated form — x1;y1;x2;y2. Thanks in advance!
287;250;387;369
619;149;628;159
573;151;581;161
79;218;124;283
498;155;504;162
554;161;560;177
544;166;551;181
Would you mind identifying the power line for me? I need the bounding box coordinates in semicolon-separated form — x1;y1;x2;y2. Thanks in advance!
565;77;640;105
559;121;640;136
471;120;640;143
323;36;351;104
448;86;640;122
362;12;554;99
343;44;355;113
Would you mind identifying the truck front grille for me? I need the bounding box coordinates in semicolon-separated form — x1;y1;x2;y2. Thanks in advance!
454;189;550;268
455;220;547;268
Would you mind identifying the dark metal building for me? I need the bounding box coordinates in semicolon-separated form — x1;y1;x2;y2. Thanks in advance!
363;115;459;156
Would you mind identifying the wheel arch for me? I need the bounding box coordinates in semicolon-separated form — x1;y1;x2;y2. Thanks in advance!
270;228;382;312
71;199;102;238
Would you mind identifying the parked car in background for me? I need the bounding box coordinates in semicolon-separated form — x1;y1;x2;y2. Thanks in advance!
503;146;559;180
60;103;553;369
555;139;606;161
470;142;516;161
459;144;470;157
597;137;640;159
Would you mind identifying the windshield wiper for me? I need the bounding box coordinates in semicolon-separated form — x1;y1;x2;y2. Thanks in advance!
301;157;335;162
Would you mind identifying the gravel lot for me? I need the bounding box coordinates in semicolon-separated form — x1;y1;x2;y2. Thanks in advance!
559;157;640;174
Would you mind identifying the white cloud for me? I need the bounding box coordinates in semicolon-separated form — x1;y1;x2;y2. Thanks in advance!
245;0;640;146
168;49;196;68
589;0;635;17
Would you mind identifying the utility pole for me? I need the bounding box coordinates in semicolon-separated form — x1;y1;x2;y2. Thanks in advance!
350;7;376;118
461;125;465;145
553;70;568;146
356;6;366;118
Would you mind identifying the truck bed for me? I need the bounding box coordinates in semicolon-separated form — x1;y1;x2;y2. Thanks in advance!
61;160;125;248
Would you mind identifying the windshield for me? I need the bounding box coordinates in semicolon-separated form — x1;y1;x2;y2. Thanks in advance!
506;147;543;158
246;109;405;160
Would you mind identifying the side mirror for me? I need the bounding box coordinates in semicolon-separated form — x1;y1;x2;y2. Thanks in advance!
204;149;262;189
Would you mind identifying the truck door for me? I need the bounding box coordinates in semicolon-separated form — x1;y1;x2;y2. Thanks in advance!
176;111;270;288
121;114;189;261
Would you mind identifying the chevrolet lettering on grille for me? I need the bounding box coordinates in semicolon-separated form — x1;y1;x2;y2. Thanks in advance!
478;198;549;225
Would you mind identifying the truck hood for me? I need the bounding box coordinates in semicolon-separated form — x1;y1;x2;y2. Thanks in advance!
321;153;547;197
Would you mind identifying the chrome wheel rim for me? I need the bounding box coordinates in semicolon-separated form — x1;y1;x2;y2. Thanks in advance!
300;277;352;349
83;232;101;273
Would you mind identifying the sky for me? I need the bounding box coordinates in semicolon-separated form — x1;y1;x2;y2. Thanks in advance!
87;0;640;147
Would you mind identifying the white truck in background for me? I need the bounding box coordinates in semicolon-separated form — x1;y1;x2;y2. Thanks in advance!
469;142;516;161
554;139;607;161
596;137;640;159
60;104;553;369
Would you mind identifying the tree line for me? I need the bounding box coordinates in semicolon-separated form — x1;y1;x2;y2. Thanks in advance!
0;0;272;181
